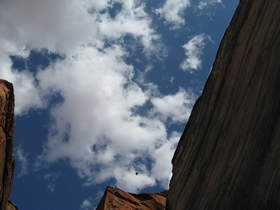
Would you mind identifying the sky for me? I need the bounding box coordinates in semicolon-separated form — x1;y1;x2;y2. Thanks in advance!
0;0;238;209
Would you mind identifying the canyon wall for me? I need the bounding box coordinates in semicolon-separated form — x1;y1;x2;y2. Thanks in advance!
168;0;280;209
0;80;17;210
2;0;280;209
97;186;167;210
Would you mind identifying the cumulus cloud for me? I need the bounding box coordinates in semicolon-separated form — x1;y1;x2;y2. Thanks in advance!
180;34;209;72
0;64;45;115
0;0;196;193
0;47;44;115
80;199;94;210
156;0;191;28
198;0;223;10
14;146;29;177
0;0;161;115
0;0;98;54
156;0;223;28
0;0;95;114
151;89;195;123
35;44;185;192
151;132;180;187
97;1;159;51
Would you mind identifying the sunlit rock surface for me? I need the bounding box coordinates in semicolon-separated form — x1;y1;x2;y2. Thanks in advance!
97;186;167;210
0;80;17;210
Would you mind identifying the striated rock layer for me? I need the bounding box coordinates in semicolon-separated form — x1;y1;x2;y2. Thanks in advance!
168;0;280;209
97;186;167;210
0;80;17;210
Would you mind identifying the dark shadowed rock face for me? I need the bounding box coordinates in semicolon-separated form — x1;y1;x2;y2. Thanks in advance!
0;80;17;210
96;186;167;210
168;0;280;209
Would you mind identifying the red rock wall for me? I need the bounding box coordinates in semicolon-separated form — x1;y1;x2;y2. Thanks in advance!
168;0;280;209
97;186;167;210
0;80;17;210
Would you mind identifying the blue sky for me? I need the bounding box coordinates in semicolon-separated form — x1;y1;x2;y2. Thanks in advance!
0;0;238;209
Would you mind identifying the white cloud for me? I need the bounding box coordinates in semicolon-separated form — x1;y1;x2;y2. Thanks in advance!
151;132;180;187
0;0;159;55
198;0;223;10
14;146;28;177
47;183;56;192
0;0;196;193
156;0;191;28
0;0;159;115
86;0;112;11
0;0;98;115
80;199;94;210
0;0;98;54
44;173;59;192
155;0;223;29
0;63;45;115
180;34;209;72
35;45;176;192
151;89;195;123
97;1;159;51
114;168;156;192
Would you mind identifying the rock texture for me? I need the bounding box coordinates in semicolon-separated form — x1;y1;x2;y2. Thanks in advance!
2;0;276;209
5;201;17;210
96;186;167;210
168;0;280;209
0;80;17;210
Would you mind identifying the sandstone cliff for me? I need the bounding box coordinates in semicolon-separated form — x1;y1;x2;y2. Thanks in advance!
168;0;280;209
96;186;167;210
96;0;280;209
0;80;17;210
2;0;278;209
